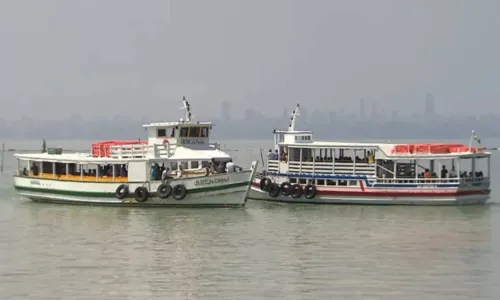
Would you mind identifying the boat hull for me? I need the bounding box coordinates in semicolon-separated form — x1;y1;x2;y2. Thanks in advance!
13;162;258;208
248;180;490;206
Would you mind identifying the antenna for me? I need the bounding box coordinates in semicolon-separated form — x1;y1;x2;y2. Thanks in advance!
289;103;300;131
180;96;192;123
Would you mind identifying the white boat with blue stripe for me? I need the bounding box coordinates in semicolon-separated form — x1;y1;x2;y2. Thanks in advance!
248;104;491;205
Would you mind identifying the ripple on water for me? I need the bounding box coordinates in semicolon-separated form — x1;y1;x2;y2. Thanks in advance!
0;197;498;299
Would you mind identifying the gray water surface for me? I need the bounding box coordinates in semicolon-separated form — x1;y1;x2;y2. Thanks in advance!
1;139;499;299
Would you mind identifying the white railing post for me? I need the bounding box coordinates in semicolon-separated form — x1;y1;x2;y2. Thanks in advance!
353;149;356;174
487;156;491;178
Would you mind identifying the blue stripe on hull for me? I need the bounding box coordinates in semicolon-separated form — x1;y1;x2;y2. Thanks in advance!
265;171;461;188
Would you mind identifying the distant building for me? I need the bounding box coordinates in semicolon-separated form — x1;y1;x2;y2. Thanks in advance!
220;101;231;121
359;98;366;119
424;93;435;119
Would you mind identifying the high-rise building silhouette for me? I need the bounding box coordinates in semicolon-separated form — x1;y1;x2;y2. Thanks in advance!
359;98;366;119
220;101;231;121
424;93;435;117
369;101;377;121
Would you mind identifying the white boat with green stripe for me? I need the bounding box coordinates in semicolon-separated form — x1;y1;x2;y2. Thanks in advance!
13;97;259;208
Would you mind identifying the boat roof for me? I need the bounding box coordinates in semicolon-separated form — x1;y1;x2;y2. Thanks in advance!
274;130;312;134
280;140;491;159
142;121;213;128
14;146;231;163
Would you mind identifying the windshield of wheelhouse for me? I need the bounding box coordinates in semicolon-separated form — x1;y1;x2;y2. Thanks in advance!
179;126;210;138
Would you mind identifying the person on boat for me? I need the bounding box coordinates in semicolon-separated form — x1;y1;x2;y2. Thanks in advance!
120;164;127;177
30;162;39;176
226;159;236;173
440;165;448;179
151;165;158;181
280;149;288;162
161;167;173;182
266;149;274;159
217;162;225;173
449;166;457;178
273;150;279;160
367;151;375;163
155;163;161;180
424;169;431;182
177;164;184;178
206;158;217;174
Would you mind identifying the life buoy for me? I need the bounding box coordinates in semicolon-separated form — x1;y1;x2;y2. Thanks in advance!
172;184;187;200
268;182;280;198
304;184;317;199
260;177;270;191
157;183;172;199
134;187;149;202
115;184;129;199
291;184;303;198
280;182;292;196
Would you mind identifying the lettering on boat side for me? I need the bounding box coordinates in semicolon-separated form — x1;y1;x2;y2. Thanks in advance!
195;176;230;185
30;180;41;185
416;185;438;188
180;139;206;145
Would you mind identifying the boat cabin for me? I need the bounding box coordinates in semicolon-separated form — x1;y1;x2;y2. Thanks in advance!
14;97;234;184
265;104;491;188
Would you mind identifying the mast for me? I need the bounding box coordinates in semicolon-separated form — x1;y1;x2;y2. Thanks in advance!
180;96;192;123
288;103;300;132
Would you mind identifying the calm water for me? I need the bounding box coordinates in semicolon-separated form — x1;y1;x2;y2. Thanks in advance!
1;139;499;299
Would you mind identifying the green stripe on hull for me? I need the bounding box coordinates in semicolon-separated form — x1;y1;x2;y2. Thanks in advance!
14;181;250;198
28;197;244;208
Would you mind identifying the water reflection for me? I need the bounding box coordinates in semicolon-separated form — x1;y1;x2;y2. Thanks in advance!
0;191;497;299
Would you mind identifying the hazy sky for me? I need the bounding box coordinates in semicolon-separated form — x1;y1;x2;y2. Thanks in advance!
1;0;499;121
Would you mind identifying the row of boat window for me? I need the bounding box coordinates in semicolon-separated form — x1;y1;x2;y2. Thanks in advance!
22;160;210;178
269;148;378;163
289;177;485;186
156;126;210;138
290;178;359;186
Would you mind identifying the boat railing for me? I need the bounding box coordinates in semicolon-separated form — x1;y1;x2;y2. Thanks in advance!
373;176;490;185
289;161;376;176
101;143;174;159
267;159;279;171
265;159;376;175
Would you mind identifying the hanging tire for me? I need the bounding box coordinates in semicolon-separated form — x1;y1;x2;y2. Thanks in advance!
157;183;172;199
280;182;292;196
304;184;317;199
260;177;270;191
172;184;187;200
291;184;303;198
134;187;149;202
268;182;280;198
115;184;128;200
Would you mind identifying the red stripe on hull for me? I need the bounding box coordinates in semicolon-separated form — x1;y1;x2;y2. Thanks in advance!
251;182;489;198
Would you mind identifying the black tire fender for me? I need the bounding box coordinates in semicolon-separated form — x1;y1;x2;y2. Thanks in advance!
115;184;129;200
268;182;280;198
304;184;317;199
157;183;172;199
134;187;149;202
291;184;303;198
280;182;292;196
172;184;187;200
